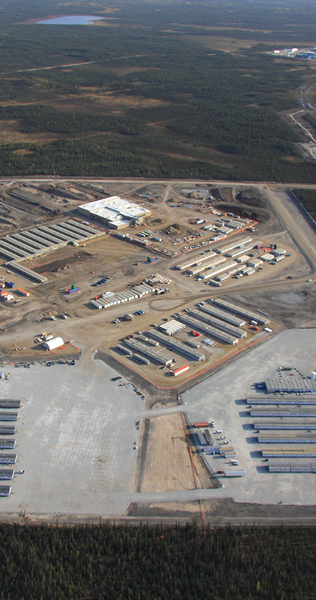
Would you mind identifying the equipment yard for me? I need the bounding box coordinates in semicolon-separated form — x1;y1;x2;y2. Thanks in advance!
0;177;316;523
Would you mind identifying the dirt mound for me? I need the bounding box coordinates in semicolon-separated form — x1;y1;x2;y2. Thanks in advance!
235;187;267;208
210;187;236;202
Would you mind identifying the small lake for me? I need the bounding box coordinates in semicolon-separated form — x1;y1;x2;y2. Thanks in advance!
36;15;105;25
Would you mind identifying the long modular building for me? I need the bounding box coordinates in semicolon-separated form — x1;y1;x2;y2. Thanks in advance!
246;395;316;405
227;245;255;258
0;426;15;435
261;447;316;458
257;433;316;443
250;407;316;418
0;454;17;464
211;298;270;325
124;339;173;366
188;256;226;275
176;314;239;345
200;304;245;327
175;252;217;271
253;419;316;430
265;378;316;394
8;261;48;283
268;463;316;473
147;329;206;361
191;309;246;339
0;469;14;480
201;261;237;280
0;400;21;409
0;412;18;422
0;439;16;449
214;237;253;254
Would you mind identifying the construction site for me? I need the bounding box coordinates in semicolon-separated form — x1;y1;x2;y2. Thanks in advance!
0;177;315;523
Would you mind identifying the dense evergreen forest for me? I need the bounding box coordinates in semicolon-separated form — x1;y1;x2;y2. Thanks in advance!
0;0;316;180
294;189;316;220
0;523;315;600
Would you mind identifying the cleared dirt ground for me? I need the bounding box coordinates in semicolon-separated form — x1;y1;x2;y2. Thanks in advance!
134;413;196;493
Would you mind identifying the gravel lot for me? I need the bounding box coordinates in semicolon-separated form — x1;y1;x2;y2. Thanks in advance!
181;328;316;505
0;355;144;517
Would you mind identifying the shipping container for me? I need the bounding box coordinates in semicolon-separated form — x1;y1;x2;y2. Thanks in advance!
67;287;79;294
194;421;209;428
5;282;14;288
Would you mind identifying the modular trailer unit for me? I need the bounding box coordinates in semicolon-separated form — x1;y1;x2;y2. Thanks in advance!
192;309;246;338
211;298;270;325
0;486;11;496
7;234;40;249
0;246;20;261
4;237;39;257
201;303;245;327
196;431;207;446
68;220;99;235
133;353;150;365
172;365;190;376
115;345;133;355
22;231;50;247
0;241;28;258
48;225;77;241
176;314;239;345
247;258;263;268
7;260;47;283
90;300;102;309
57;223;87;238
147;329;206;361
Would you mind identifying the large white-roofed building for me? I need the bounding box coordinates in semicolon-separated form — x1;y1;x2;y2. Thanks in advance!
78;196;151;229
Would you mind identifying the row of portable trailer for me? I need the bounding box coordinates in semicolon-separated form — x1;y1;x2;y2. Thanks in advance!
0;220;104;284
244;393;316;468
91;284;152;310
0;399;22;496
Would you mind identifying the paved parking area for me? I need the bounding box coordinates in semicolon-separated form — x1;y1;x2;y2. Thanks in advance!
181;328;316;505
0;355;144;517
